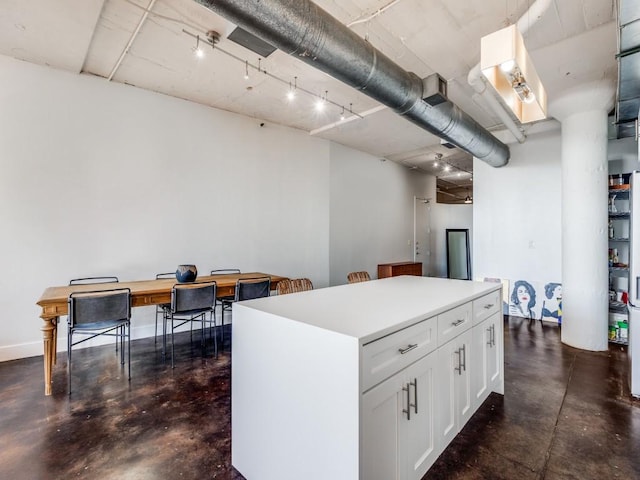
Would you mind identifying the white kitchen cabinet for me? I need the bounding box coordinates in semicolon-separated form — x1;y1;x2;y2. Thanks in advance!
471;312;503;409
362;350;438;480
435;328;472;447
231;276;503;480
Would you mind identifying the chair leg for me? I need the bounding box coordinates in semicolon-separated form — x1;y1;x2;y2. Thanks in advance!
212;312;218;359
68;330;72;395
127;322;131;381
154;308;158;344
120;325;125;365
171;315;176;369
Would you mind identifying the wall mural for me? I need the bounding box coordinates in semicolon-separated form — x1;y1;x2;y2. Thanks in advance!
482;277;562;324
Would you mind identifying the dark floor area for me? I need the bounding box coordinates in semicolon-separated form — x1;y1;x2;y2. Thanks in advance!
0;318;638;479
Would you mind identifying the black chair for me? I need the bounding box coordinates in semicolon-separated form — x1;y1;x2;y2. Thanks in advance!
210;269;241;344
154;272;176;344
220;277;271;349
69;276;120;352
165;282;217;368
67;288;131;395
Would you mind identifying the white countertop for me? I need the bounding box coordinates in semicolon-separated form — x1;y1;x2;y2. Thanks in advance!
238;276;501;344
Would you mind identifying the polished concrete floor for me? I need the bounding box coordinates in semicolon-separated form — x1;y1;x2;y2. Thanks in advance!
0;318;638;479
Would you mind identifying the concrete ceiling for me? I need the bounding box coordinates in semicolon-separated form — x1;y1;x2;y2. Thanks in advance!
0;0;618;200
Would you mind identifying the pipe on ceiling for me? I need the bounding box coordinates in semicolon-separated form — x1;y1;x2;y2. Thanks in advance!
194;0;510;167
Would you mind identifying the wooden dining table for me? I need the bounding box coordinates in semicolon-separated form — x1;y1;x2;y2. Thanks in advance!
36;272;287;395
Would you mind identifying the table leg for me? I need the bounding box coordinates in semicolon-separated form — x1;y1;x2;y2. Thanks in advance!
41;317;57;396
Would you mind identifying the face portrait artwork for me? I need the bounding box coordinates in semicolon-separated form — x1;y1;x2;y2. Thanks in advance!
541;282;562;323
509;280;536;319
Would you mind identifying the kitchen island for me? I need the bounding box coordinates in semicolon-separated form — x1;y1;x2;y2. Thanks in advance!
232;276;503;480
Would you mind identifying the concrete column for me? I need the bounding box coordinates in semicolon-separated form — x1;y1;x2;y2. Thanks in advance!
550;81;615;351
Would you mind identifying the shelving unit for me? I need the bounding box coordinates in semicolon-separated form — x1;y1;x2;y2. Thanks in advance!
608;177;630;345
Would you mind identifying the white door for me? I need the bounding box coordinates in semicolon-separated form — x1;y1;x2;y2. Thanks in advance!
403;352;439;480
414;198;431;275
361;373;405;480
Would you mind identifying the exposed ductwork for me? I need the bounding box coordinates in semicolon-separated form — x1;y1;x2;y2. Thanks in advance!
194;0;510;167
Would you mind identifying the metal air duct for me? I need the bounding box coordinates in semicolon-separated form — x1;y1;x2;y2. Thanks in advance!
195;0;510;167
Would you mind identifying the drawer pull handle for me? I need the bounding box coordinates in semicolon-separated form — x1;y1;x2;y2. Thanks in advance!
398;343;418;354
484;303;494;310
451;319;465;327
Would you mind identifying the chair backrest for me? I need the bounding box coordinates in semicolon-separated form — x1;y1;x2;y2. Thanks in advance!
210;268;241;275
171;282;217;314
156;272;175;279
347;271;371;283
277;278;313;295
69;276;119;285
235;277;271;301
68;288;131;328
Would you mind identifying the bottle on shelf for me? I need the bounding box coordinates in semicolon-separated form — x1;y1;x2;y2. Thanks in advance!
618;173;624;186
609;219;614;239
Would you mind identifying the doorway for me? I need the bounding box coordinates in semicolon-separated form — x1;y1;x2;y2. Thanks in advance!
413;197;432;276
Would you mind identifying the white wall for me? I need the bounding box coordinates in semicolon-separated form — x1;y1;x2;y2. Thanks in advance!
0;55;433;361
328;144;431;285
0;55;333;360
473;130;562;284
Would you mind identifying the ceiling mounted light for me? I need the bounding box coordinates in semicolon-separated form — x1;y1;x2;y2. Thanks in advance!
464;196;472;204
193;35;204;59
480;24;547;124
287;76;297;101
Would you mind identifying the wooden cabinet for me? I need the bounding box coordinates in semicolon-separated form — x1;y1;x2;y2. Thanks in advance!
378;261;422;278
362;351;438;480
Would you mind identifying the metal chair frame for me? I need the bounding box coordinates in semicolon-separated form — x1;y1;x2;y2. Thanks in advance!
154;272;176;344
67;288;131;395
220;277;271;349
69;276;119;285
210;269;241;345
69;276;121;352
164;281;217;368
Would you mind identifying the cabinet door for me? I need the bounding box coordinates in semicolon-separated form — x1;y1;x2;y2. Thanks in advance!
456;329;473;427
471;318;492;409
362;373;405;480
472;313;502;410
403;352;439;480
486;313;502;393
436;330;473;446
435;338;458;448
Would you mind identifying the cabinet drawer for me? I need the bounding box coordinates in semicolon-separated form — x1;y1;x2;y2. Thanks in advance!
362;316;437;392
437;302;472;345
472;290;501;325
